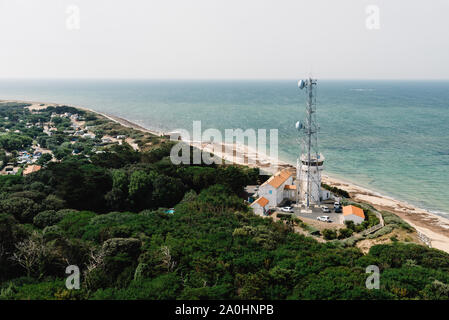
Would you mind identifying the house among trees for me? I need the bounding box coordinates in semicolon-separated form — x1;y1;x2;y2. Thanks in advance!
342;205;365;224
250;196;269;215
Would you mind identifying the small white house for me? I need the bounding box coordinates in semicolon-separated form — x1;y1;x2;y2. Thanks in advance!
250;197;269;216
342;205;365;225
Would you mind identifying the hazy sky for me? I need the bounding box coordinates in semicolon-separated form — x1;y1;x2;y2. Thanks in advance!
1;0;448;79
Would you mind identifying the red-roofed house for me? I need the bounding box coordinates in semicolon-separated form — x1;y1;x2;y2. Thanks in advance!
250;197;270;215
343;205;365;224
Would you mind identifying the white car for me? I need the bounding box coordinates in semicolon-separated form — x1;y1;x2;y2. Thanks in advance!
334;202;341;209
281;206;294;213
317;216;332;223
321;206;330;213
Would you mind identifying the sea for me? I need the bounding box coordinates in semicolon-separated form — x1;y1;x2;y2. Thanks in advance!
0;79;448;217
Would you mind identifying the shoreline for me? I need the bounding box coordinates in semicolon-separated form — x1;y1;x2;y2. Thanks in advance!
3;98;449;252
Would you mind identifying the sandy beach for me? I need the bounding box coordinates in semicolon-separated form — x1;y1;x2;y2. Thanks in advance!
4;98;449;253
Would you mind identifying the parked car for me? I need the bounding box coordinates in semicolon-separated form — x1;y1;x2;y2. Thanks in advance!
334;207;342;213
317;216;332;223
320;205;330;213
334;202;341;209
281;206;294;213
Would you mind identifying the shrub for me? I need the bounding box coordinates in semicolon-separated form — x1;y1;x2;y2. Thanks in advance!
340;235;363;247
344;220;356;231
277;213;293;220
33;210;67;228
101;238;141;258
338;228;353;239
382;211;413;231
0;279;65;300
366;225;394;239
323;229;337;240
57;211;96;238
91;273;181;300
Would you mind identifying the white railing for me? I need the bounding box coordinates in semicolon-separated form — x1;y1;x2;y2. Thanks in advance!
360;209;384;236
361;223;383;235
417;231;432;248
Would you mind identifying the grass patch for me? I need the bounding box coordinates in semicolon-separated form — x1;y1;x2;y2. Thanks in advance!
381;211;413;231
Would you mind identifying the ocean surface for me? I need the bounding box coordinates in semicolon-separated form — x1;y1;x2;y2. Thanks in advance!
1;79;448;217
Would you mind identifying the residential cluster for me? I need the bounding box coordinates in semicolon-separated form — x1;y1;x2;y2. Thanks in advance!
0;103;130;177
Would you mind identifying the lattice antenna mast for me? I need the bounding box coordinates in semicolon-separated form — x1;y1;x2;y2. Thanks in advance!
297;78;321;208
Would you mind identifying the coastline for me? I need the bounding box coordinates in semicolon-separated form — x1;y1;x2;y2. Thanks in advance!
3;98;449;253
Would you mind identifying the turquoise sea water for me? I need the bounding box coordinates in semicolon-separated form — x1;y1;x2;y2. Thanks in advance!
0;79;448;216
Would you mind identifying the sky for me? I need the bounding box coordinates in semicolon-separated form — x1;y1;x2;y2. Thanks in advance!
0;0;448;79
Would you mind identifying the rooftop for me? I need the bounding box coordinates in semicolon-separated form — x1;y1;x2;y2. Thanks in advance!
251;197;269;208
342;205;365;219
23;165;42;175
262;169;293;189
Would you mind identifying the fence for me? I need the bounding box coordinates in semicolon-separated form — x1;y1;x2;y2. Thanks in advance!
360;209;384;236
417;231;432;248
361;223;383;236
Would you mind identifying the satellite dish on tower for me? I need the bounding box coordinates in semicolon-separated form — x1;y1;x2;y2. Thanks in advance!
298;80;306;90
295;121;303;131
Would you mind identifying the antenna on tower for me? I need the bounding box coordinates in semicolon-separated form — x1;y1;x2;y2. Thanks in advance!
296;78;324;209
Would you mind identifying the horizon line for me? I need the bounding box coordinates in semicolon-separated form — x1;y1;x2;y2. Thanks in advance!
1;77;449;81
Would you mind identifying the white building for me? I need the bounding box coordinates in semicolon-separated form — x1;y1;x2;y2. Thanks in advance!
250;197;269;216
342;205;365;225
257;169;294;208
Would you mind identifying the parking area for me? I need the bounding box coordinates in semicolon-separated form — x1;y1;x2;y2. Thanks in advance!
277;200;343;225
294;208;342;224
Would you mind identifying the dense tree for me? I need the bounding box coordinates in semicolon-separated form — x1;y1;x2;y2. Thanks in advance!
0;134;33;151
37;153;53;165
0;197;41;223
